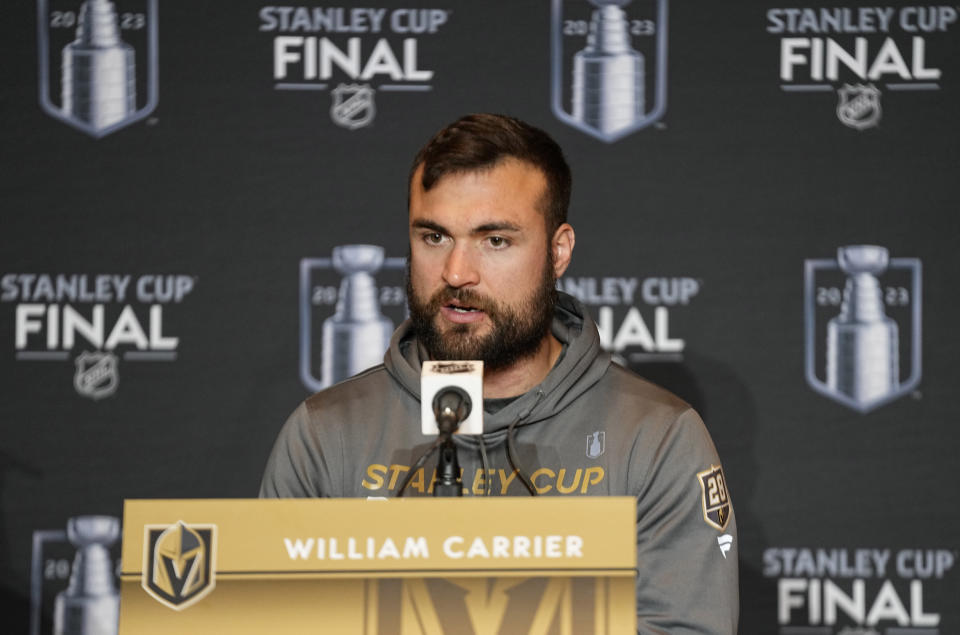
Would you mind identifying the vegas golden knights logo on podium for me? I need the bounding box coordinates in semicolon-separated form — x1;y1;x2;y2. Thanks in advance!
142;521;216;610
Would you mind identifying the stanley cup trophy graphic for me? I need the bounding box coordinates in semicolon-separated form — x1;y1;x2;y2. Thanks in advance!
62;0;136;132
572;0;645;136
321;245;394;387
826;246;899;405
53;516;120;635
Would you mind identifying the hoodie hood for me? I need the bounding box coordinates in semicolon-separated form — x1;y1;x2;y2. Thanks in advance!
383;291;611;441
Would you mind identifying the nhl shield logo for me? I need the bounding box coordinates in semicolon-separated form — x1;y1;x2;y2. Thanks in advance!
586;431;605;458
550;0;669;142
142;521;216;610
38;0;159;138
331;83;376;130
804;245;922;413
836;83;882;130
74;351;119;399
697;465;730;531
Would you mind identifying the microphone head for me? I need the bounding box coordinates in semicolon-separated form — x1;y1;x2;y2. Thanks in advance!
433;386;472;424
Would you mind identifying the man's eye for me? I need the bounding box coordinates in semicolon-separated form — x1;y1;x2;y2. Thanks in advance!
424;232;444;244
488;236;508;248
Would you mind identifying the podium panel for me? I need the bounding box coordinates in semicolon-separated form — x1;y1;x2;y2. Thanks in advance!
119;498;637;634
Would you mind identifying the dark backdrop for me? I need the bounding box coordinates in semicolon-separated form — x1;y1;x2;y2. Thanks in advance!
3;1;958;633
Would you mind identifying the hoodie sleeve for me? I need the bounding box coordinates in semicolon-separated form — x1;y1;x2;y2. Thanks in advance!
259;401;340;498
633;407;739;634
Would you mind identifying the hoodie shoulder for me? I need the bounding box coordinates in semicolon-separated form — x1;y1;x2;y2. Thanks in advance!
302;364;396;415
591;363;719;491
260;364;400;498
603;362;693;419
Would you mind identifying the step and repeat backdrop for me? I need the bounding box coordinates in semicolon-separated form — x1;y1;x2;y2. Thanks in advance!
2;1;958;633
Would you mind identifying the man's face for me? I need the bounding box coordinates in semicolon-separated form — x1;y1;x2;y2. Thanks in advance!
407;159;563;371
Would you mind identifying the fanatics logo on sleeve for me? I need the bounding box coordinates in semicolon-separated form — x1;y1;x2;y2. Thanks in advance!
717;534;733;559
142;521;217;610
697;465;730;531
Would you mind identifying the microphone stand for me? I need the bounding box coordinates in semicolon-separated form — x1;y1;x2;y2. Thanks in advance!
395;387;470;497
433;414;462;497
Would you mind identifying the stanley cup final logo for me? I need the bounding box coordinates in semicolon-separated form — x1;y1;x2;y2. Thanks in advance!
38;0;158;137
262;7;450;131
300;245;407;392
551;0;668;142
804;245;922;413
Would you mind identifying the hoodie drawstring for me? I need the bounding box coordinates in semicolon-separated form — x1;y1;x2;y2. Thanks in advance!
477;434;491;497
506;415;537;496
505;390;544;496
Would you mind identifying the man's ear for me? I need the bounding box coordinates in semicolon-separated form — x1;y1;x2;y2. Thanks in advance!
551;223;575;278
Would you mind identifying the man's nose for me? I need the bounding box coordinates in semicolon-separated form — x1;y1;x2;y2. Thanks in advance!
441;244;480;288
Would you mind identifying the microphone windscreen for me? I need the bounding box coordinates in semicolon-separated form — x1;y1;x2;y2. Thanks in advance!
421;361;484;435
433;386;472;423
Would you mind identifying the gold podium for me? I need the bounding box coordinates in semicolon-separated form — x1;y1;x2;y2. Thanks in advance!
119;498;637;634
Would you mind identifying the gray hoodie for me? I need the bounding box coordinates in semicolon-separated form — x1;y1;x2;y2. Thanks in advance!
261;292;739;633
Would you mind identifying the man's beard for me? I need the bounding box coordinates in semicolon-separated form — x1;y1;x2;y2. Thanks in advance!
406;258;558;372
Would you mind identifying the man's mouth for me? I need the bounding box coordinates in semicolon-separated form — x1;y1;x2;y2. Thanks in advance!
444;298;484;312
447;303;480;313
440;299;487;323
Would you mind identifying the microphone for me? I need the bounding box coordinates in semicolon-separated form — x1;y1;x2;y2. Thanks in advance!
433;387;472;435
420;361;483;435
398;361;484;498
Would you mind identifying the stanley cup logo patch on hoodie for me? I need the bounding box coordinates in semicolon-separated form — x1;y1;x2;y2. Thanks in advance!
586;431;605;458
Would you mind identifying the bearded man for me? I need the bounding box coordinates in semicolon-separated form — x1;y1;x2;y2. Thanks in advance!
261;113;739;633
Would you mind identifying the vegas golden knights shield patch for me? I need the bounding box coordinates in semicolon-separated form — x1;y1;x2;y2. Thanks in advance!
697;465;731;531
142;521;216;610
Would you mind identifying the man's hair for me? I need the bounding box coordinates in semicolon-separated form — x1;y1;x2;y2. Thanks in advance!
409;114;572;233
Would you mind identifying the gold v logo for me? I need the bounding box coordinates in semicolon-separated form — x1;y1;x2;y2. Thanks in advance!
366;577;616;634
